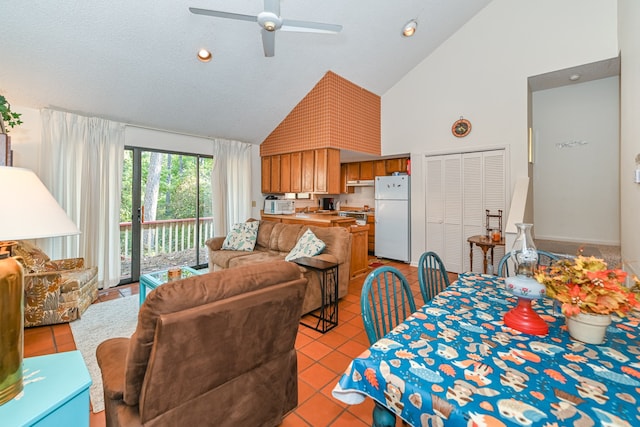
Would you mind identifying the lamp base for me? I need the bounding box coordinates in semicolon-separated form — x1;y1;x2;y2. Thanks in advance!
0;248;24;405
504;297;548;335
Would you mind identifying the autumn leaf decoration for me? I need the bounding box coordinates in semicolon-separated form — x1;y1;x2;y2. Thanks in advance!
364;368;379;389
535;255;640;318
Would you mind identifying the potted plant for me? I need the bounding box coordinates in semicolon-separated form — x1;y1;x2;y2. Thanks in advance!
534;255;640;344
0;95;23;133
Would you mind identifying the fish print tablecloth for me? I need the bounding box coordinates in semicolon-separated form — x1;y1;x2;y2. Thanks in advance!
332;273;640;427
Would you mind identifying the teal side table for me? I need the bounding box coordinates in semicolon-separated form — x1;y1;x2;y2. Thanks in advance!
0;350;91;426
139;266;202;305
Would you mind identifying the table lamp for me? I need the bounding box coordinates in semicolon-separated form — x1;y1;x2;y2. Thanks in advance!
503;223;549;335
0;166;80;405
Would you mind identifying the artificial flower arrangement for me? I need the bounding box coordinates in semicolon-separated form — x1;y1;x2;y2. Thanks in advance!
534;255;640;317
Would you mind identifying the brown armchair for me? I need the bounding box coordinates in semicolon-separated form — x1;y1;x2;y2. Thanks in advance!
96;261;307;427
14;241;98;327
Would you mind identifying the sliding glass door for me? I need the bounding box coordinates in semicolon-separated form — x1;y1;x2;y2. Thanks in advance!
120;147;213;283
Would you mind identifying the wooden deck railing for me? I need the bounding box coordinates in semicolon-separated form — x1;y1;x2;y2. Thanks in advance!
120;217;214;258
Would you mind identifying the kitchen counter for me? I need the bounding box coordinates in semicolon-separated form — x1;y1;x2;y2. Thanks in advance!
261;212;356;227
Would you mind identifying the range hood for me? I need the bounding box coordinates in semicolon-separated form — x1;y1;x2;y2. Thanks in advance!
346;179;375;187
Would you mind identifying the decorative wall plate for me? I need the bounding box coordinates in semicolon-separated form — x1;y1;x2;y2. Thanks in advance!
452;117;471;138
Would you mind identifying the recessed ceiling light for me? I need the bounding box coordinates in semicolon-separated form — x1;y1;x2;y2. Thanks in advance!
569;74;581;81
402;19;417;37
197;49;212;62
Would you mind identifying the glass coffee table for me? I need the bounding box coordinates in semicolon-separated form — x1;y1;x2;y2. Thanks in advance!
139;266;202;305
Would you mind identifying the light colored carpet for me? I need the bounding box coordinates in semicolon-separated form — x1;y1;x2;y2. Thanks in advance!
70;295;139;413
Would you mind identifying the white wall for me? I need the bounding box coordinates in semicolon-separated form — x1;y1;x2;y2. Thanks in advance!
382;0;619;264
532;77;619;245
6;106;42;172
618;0;640;278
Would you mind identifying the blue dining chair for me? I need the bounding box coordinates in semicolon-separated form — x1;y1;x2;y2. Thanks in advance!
360;266;417;345
497;249;561;276
417;251;450;304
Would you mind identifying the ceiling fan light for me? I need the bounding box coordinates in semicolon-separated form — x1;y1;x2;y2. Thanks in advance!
402;19;417;37
264;21;276;31
197;49;212;62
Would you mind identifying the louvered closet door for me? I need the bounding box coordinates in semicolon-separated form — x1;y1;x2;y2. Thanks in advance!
425;150;505;274
424;154;462;273
483;151;506;272
425;156;445;256
463;150;506;272
463;153;484;272
443;156;462;272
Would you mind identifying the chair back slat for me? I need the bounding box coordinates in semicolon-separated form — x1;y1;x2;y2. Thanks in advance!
418;251;450;304
361;266;417;344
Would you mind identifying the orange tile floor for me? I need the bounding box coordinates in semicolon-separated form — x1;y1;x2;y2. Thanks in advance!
24;260;457;427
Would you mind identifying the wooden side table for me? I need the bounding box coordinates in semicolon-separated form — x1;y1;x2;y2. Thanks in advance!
467;235;505;274
0;351;91;426
293;256;339;333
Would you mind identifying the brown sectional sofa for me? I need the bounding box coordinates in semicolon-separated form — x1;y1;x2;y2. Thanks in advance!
206;220;352;315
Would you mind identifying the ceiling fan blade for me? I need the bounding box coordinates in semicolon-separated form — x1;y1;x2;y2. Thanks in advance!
281;19;342;34
189;7;258;23
264;0;280;17
261;29;275;57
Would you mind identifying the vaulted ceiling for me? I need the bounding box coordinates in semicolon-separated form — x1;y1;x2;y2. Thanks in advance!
1;1;491;144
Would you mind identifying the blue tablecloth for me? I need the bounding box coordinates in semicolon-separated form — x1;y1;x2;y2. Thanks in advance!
333;273;640;426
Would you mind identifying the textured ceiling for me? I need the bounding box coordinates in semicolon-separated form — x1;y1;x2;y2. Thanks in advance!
1;0;491;145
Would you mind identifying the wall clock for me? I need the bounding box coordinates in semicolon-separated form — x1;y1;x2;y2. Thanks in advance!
452;117;471;138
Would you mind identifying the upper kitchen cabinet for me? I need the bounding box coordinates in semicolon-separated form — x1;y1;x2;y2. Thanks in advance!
270;155;281;193
385;158;408;174
290;152;302;193
301;150;315;193
280;153;291;193
346;163;360;181
314;148;340;194
374;160;386;177
261;157;271;193
359;161;374;180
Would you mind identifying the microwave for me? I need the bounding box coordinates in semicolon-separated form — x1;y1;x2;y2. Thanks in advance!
264;200;295;215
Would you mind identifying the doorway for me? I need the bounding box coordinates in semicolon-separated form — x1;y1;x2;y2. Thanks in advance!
120;147;213;283
529;57;620;263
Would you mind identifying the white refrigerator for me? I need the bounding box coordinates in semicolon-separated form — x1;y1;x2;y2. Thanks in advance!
375;175;410;262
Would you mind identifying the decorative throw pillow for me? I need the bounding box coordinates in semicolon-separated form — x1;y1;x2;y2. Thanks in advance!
13;241;50;273
221;221;259;251
285;229;326;261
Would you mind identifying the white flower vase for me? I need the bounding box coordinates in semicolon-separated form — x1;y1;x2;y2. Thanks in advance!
566;312;611;344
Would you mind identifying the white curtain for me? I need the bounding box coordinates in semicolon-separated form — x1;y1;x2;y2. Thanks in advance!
40;109;125;289
211;139;252;236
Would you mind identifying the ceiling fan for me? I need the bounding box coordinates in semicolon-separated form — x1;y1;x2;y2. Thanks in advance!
189;0;342;57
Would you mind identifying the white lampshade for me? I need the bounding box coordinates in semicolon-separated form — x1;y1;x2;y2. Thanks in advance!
0;166;80;240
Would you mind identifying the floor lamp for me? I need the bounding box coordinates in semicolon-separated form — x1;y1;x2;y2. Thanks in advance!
0;166;79;405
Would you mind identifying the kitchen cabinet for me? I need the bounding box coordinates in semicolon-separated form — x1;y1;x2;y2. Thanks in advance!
280;153;291;193
385;158;407;174
301;150;315;193
290;152;302;193
261;157;271;193
261;148;339;195
359;161;374;180
349;224;370;278
367;214;375;253
270;155;281;193
346;163;360;181
341;158;410;182
314;148;340;194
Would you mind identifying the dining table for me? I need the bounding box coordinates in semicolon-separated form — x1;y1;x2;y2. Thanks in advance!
332;272;640;427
